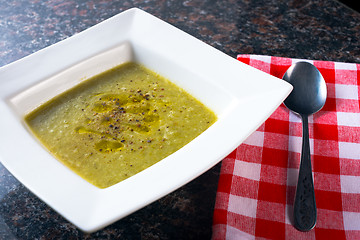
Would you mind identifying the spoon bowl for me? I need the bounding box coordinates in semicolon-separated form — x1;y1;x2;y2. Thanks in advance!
283;62;327;115
282;61;327;231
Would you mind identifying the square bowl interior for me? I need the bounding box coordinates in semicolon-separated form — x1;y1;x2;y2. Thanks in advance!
0;8;292;232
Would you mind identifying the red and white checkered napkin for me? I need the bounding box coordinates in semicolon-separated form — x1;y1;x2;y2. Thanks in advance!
212;55;360;240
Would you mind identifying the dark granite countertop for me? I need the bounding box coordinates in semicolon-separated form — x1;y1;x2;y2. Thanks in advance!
0;1;359;239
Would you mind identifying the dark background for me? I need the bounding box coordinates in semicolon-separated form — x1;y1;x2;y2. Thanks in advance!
338;0;360;12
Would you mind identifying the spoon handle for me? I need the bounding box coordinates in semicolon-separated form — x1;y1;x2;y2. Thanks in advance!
294;114;317;231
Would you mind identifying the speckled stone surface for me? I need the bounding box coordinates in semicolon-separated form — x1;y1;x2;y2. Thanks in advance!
0;0;359;239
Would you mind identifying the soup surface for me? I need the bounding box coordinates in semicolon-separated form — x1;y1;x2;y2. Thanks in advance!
25;62;217;188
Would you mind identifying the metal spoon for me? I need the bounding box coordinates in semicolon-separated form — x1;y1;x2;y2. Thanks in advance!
282;61;327;231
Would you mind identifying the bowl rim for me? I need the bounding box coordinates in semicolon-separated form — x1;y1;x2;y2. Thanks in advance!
0;8;292;232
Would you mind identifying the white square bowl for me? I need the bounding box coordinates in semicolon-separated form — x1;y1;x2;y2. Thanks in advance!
0;8;292;232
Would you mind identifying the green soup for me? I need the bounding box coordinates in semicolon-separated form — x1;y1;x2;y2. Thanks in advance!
25;62;217;188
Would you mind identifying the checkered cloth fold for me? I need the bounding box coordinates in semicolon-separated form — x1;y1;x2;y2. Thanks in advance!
212;55;360;240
